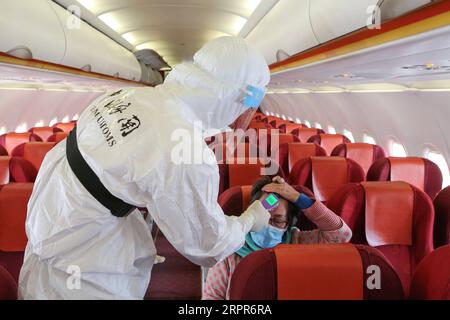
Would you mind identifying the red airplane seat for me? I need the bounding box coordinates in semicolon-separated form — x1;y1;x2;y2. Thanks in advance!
11;142;56;172
229;244;404;300
289;157;365;203
0;145;7;156
433;186;450;248
291;128;325;143
47;132;69;143
0;133;42;155
307;134;351;155
332;143;386;175
409;245;450;300
28;126;63;142
327;181;434;295
219;160;284;194
212;143;259;164
0;265;17;300
0;183;33;282
278;143;327;175
0;156;37;183
219;184;314;217
278;123;307;134
248;121;270;130
269;119;288;129
53;122;75;133
367;157;443;199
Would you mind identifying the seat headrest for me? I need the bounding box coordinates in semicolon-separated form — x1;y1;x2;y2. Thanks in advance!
0;183;33;251
0;156;11;185
288;143;320;172
362;181;414;246
346;143;375;174
294;128;321;143
275;244;364;300
311;157;348;202
389;157;425;191
318;134;346;155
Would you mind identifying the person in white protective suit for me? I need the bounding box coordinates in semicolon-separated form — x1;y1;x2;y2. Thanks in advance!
18;36;271;300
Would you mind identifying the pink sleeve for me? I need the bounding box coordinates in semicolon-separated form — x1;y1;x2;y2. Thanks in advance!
302;201;343;231
202;256;232;300
297;201;352;244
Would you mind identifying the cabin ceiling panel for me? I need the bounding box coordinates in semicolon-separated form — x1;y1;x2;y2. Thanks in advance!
62;0;274;67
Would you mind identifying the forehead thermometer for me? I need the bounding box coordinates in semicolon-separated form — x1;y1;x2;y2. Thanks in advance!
262;193;280;211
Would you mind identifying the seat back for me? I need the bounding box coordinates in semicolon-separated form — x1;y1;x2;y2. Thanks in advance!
0;157;10;185
0;156;36;183
0;183;33;281
332;143;386;175
0;145;6;156
291;128;324;143
0;133;42;155
11;142;56;171
289;157;365;203
278;143;327;174
28;126;63;142
53;122;75;133
0;265;17;300
278;123;306;134
409;245;450;300
308;134;351;155
227;160;283;189
229;244;404;300
47;132;69;143
212;143;259;164
327;181;434;295
433;186;450;248
269;119;287;129
367;157;443;199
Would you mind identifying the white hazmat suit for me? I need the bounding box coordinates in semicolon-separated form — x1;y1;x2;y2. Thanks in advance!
19;36;271;299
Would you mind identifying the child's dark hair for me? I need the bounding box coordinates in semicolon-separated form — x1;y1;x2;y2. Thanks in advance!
249;176;298;228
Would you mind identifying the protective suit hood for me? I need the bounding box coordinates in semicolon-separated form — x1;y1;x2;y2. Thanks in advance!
163;36;270;131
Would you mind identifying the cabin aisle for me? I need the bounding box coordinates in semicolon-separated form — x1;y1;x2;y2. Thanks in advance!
145;234;202;300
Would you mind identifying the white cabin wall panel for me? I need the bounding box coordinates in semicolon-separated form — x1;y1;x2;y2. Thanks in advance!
0;0;65;63
50;2;141;81
310;0;379;43
0;90;102;133
246;0;319;65
262;92;450;166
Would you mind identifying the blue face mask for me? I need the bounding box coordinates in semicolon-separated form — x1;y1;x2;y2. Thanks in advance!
242;85;266;109
250;225;286;249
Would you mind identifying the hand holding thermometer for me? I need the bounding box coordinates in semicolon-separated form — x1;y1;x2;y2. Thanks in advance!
262;193;280;211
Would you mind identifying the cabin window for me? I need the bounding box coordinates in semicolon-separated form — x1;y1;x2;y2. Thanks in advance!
265;111;270;116
49;118;58;126
389;139;407;157
424;148;450;188
327;126;337;134
303;120;311;128
315;122;322;129
0;127;7;135
275;113;280;118
295;118;302;124
343;129;355;143
281;115;286;120
72;114;80;121
34;121;44;128
363;134;377;145
62;116;70;123
288;116;294;121
15;123;28;133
